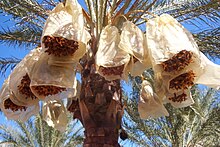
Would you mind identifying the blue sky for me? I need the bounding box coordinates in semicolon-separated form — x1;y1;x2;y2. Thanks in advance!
0;15;30;85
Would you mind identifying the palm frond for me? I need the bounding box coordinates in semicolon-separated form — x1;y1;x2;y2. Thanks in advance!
34;114;46;147
132;0;219;30
0;0;55;48
0;113;84;147
63;119;84;146
172;0;219;24
194;27;220;57
151;0;219;23
0;26;41;47
16;122;36;147
0;0;48;20
0;57;20;76
0;124;25;146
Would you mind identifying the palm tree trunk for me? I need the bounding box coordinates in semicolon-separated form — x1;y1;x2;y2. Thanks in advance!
79;59;124;147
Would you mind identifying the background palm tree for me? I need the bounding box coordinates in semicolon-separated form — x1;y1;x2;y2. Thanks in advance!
122;81;220;146
0;112;84;147
0;0;219;146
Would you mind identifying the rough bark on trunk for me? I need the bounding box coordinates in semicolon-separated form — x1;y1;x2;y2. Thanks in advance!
70;60;124;147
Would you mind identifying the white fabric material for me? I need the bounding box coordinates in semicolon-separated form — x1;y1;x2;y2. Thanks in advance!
119;21;146;62
44;75;80;101
146;14;200;65
42;0;91;62
96;25;130;81
30;53;77;100
42;100;68;132
146;14;216;108
138;80;169;119
165;90;194;108
119;21;151;76
0;78;39;122
146;14;203;80
9;48;41;106
196;52;220;89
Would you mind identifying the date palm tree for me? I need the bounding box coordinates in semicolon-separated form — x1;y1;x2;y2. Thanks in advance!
0;0;219;146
